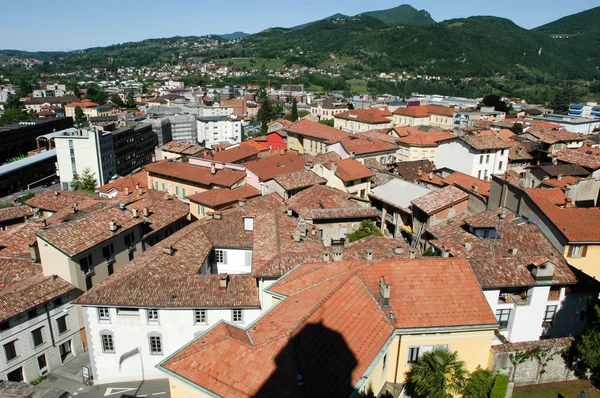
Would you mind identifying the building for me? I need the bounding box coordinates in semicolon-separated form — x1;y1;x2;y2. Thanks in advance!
264;169;326;200
97;171;148;199
25;190;98;218
64;100;101;120
287;119;352;155
328;137;398;165
24;97;79;113
426;208;583;343
154;141;205;161
530;114;600;134
242;152;307;191
167;115;197;143
196;115;243;147
333;108;393;133
156;257;496;397
187;185;261;219
145;160;247;200
140;117;172;147
568;102;600;119
310;97;348;120
0;118;73;163
0;206;33;231
0;150;58;197
312;158;374;199
436;134;512;180
36;205;145;292
395;128;455;163
392;105;455;129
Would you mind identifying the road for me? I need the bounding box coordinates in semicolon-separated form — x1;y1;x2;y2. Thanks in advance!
72;379;170;398
0;183;61;202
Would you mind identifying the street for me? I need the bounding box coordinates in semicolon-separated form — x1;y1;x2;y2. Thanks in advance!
0;183;61;203
74;379;170;398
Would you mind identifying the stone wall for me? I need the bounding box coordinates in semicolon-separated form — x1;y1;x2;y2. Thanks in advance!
490;337;578;386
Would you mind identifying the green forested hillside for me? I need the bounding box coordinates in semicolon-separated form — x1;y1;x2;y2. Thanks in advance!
361;5;435;26
534;6;600;34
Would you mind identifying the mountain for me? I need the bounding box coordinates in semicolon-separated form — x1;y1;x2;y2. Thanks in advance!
291;13;347;30
534;6;600;34
360;5;435;26
214;32;250;40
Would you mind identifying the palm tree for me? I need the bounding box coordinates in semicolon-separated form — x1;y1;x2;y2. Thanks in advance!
405;348;468;398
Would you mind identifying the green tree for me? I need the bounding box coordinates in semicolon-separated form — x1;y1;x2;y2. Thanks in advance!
74;106;86;127
318;119;334;127
509;122;524;135
126;92;137;109
568;296;600;386
5;93;23;109
110;94;125;107
257;97;274;135
0;108;34;125
17;80;33;98
71;168;97;193
551;85;579;114
489;374;509;398
405;348;468;398
463;366;496;398
346;220;383;242
286;98;299;122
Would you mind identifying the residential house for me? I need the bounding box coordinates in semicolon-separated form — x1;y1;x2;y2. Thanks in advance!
328;136;398;165
145;160;246;200
154;141;205;161
286;184;379;245
0;207;32;231
520;128;584;161
157;257;496;398
395;128;455;163
64;100;101;121
312;158;374;199
333;108;393;133
310;97;348;120
242;152;307;193
441;171;492;214
36;205;144;291
392;105;456;129
266;119;292;134
264;169;326;200
553;146;600;174
187;185;261;219
436;134;512;180
524;164;590;189
196;115;244;147
287;119;352;155
25;190;100;218
97;171;148;199
426;208;583;342
202;142;263;164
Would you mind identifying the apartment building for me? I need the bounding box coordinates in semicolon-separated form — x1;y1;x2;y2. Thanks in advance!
196;115;243;147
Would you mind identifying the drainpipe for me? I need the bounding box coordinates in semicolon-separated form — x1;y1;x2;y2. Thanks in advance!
45;303;56;347
393;334;401;384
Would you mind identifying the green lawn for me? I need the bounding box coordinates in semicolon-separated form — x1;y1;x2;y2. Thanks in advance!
348;78;370;94
306;84;324;92
319;55;357;68
214;57;285;70
513;384;599;398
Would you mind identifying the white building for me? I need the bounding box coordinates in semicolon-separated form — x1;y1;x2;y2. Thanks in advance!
531;114;600;134
51;127;116;188
167;115;197;143
568;102;600;119
197;115;244;147
0;278;84;383
435;134;511;181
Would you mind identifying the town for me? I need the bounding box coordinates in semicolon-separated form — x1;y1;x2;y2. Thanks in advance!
1;3;600;398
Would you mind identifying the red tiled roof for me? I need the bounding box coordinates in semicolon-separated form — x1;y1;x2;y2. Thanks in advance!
242;152;306;181
287;119;352;144
145;160;246;188
272;169;326;191
204;144;258;163
97;171;148;195
541;176;581;189
187;185;261;208
325;158;375;182
334;107;392;124
25;190;98;212
357;129;402;143
442;171;491;197
398;130;455;146
286;185;363;217
339;137;398;155
65;100;98;108
37;206;143;257
526;128;583;144
0;276;77;323
525;188;600;242
508;141;534;161
159;141;204;155
410;185;468;215
393;104;455;118
125;190;189;238
302;151;342;165
554;147;600;170
460;134;513;150
491;337;573;354
0;206;32;223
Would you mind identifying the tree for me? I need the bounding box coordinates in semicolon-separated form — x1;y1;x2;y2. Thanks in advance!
110;94;125;107
318;119;334;127
568;296;600;386
257;97;274;135
5;93;23;109
126;92;136;109
405;348;468;398
74;106;86;127
0;108;34;125
286;98;299;122
481;95;510;113
509;122;524;135
17;80;33;98
346;220;383;242
463;366;496;398
71;168;97;193
551;85;579;114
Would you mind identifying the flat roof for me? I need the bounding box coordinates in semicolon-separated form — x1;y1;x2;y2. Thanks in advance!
370;178;432;209
0;149;56;177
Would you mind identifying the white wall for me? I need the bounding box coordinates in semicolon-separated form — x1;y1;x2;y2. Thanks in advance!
214;247;252;274
436;140;508;180
197;118;243;147
83;306;261;384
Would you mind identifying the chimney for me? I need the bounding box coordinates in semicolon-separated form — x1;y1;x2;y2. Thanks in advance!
543;176;550;181
293;230;301;242
132;208;139;218
417;167;423;177
214;212;222;220
135;183;140;189
366;248;374;261
29;244;40;263
464;242;472;252
206;212;214;220
332;246;343;261
164;192;170;200
152;154;156;163
279;148;286;156
409;249;417;259
557;174;563;181
304;162;312;171
509;248;518;256
54;191;59;197
211;163;216;175
472;184;478;193
109;221;117;232
330;162;337;173
552;157;558;165
286;207;293;217
163;245;174;255
428;171;433;180
393;246;403;255
379;277;391;307
125;186;130;196
142;207;149;217
564;197;573;208
219;274;229;289
238;199;246;207
72;203;78;214
323;251;330;262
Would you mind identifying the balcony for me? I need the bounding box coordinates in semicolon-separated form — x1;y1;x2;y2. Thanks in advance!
548;289;560;301
498;292;531;306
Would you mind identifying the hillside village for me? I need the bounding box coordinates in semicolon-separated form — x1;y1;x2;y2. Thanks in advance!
1;4;600;398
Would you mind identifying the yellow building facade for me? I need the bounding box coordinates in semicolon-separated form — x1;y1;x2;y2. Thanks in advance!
564;243;600;279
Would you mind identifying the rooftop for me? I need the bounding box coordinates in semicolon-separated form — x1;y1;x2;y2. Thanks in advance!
25;190;99;212
145;160;246;188
0;149;57;178
0;206;32;223
370;178;432;210
554;147;600;170
334;107;392;124
187;185;261;208
324;158;375;182
286;185;364;218
204;143;259;164
242;152;306;181
411;185;469;215
339;137;398;156
442;171;492;198
125;190;189;238
272;169;326;191
159;141;205;155
392;104;455;118
287;119;352;144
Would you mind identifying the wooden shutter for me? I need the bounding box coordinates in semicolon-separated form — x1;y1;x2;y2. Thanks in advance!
567;245;573;257
582;245;588;258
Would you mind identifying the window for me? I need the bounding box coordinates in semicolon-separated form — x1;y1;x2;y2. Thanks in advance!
479;155;484;164
116;308;139;316
147;309;159;322
155;181;158;190
232;309;243;323
198;205;204;216
59;340;71;362
4;341;17;361
176;186;179;195
496;309;511;329
124;231;135;248
102;243;114;261
149;335;162;355
182;188;186;199
484;169;488;180
412;150;418;159
161;182;165;190
194;309;207;324
31;327;44;347
79;254;93;274
128;251;134;261
555;143;563;150
56;315;68;334
501;149;505;156
569;245;587;258
101;333;115;353
215;250;227;264
544;305;558;324
486;154;490;164
37;354;47;370
6;367;23;382
407;347;419;363
98;307;110;321
498;161;503;170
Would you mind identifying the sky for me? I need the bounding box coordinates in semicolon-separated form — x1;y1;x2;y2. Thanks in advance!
1;0;598;52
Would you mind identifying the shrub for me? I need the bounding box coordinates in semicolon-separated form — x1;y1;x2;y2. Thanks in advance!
490;374;509;398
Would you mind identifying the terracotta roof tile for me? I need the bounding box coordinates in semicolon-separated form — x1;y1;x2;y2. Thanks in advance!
203;143;259;164
242;152;306;181
335;107;392;124
159;141;204;155
339;137;398;155
554;147;600;170
460;134;513;150
526;128;583;144
37;205;143;257
125;190;189;238
187;186;261;208
392;104;455;118
97;171;149;195
410;185;468;215
325;158;375;182
393;159;434;182
0;206;32;223
272;170;326;191
145;160;246;188
442;171;491;197
541;176;581;189
302;151;341;165
286;185;362;217
25;190;99;212
357;129;402;143
491;337;573;354
397;130;455;146
287;119;352;144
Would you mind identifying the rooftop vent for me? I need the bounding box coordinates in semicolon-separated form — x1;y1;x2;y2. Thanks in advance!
393;246;403;255
142;207;149;217
509;248;518;256
323;251;330;262
464;242;472;252
132;208;139;218
219;274;229;289
214;212;222;220
54;191;59;197
379;277;391;307
109;221;117;232
366;248;374;261
163;245;174;255
332;246;343;261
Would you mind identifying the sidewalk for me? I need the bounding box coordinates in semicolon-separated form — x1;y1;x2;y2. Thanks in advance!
38;351;93;395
